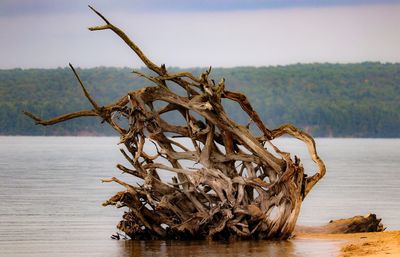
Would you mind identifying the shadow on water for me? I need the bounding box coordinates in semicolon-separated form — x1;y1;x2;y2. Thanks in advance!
116;238;340;257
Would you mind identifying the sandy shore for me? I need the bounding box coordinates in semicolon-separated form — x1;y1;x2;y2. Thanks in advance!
298;231;400;257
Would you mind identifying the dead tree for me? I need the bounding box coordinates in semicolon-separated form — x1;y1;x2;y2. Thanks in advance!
25;6;326;240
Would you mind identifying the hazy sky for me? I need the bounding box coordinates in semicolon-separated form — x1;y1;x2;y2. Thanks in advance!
1;0;399;68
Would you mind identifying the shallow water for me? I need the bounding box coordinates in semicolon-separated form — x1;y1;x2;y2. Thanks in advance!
0;137;399;257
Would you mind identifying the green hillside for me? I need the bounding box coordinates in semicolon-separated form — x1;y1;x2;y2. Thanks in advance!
1;63;399;137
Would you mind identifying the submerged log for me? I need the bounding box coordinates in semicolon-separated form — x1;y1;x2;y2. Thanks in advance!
25;6;326;240
295;214;385;234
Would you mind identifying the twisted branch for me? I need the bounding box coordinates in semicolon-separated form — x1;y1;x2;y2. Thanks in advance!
24;6;326;240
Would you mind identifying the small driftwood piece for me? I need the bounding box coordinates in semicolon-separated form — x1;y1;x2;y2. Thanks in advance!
25;6;326;240
295;214;385;234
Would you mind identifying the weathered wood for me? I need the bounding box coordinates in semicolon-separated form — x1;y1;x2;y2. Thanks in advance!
295;214;385;234
25;6;326;240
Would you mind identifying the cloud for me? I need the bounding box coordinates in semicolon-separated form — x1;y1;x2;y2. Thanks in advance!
1;3;399;68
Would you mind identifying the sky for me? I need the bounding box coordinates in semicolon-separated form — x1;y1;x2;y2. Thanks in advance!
1;0;400;68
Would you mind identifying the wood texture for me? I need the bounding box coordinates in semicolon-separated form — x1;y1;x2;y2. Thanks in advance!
25;6;326;240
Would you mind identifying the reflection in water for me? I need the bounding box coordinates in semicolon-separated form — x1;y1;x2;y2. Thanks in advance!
116;239;339;257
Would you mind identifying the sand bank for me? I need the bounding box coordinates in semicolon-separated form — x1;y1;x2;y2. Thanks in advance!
298;231;400;256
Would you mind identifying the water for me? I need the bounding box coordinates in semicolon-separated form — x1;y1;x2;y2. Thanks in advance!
0;137;399;257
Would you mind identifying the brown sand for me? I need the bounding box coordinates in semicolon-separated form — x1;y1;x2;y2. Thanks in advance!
297;231;400;256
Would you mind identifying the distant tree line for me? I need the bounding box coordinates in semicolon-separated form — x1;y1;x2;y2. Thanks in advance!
1;62;399;137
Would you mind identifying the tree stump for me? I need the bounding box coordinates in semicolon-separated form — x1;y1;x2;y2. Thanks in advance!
25;6;326;240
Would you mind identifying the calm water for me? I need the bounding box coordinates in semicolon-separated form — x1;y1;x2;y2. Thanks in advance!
0;137;399;257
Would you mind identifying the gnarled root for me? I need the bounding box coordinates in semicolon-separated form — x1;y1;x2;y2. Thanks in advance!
25;6;326;240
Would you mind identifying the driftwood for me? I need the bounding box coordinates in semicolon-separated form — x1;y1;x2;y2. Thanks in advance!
295;214;385;234
25;6;326;240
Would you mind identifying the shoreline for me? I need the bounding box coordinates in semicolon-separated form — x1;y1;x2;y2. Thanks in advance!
297;230;400;257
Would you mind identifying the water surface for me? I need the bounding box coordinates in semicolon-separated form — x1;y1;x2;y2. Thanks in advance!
0;137;399;257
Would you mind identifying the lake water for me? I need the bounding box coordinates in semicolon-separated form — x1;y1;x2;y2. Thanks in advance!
0;136;399;257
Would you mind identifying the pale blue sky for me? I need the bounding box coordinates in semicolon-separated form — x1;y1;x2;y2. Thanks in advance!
1;0;399;68
2;0;400;15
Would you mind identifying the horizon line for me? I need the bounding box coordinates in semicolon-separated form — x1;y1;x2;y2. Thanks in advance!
2;61;399;71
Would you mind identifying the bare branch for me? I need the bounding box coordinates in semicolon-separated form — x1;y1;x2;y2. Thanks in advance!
270;124;326;196
69;63;100;110
88;5;110;25
24;109;97;126
88;7;163;75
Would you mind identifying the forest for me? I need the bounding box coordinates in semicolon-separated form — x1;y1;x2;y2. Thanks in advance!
1;62;399;137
